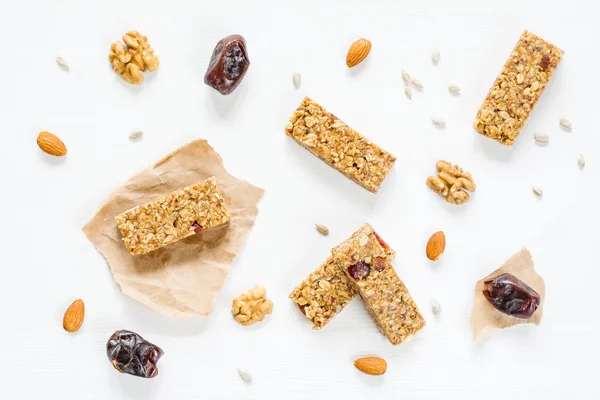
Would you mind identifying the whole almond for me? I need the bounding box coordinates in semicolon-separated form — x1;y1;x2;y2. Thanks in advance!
426;231;446;261
37;131;67;156
354;356;387;375
63;299;85;333
346;38;372;68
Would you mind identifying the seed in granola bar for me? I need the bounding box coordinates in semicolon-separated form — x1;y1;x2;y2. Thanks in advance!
540;55;550;70
372;257;386;272
192;221;203;234
204;34;250;95
348;261;370;280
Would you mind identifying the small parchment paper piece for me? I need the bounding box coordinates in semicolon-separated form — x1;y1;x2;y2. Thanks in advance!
83;139;264;317
471;248;545;339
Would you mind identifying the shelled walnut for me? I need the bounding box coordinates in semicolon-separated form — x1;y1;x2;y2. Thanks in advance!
426;160;476;205
231;285;273;326
109;31;159;85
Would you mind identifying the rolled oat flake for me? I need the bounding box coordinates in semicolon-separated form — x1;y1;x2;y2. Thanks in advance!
404;86;412;100
532;187;543;197
292;72;301;88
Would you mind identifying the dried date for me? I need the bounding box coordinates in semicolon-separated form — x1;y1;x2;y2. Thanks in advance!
482;273;540;319
204;34;250;95
107;330;164;378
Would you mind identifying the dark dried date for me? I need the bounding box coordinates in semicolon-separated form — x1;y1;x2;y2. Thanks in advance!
204;34;250;95
107;330;164;378
483;273;540;319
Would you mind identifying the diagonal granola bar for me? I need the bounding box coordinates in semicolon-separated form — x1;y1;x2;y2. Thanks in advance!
290;228;396;330
332;224;425;345
115;177;230;255
474;31;564;145
285;97;396;193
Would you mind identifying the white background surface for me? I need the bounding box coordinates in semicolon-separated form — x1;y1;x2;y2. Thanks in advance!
0;0;598;398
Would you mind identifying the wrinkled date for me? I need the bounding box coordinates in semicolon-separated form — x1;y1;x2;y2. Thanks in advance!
204;34;250;95
482;273;540;319
107;330;164;378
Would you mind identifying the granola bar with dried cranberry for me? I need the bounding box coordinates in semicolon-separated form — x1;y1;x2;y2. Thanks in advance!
332;224;425;345
474;31;564;145
290;239;396;330
115;177;230;255
285;97;396;193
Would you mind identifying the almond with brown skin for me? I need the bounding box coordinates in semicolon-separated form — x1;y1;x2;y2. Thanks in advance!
37;131;67;156
354;356;387;375
63;299;85;333
346;38;372;68
426;231;446;261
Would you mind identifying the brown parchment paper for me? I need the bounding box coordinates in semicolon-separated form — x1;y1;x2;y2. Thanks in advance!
470;248;545;339
83;139;264;317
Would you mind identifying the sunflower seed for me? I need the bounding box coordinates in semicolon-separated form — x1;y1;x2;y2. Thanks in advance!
431;301;441;316
559;118;572;131
56;56;69;70
532;187;543;197
402;70;411;85
432;117;446;129
315;224;329;236
129;131;144;141
238;369;252;383
292;72;301;88
404;86;412;100
578;154;585;168
534;133;549;144
411;77;424;89
432;49;440;65
448;85;461;94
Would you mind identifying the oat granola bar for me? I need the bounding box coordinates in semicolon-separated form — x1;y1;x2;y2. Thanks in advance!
332;224;425;345
285;97;396;193
474;31;563;145
290;233;396;330
115;177;230;255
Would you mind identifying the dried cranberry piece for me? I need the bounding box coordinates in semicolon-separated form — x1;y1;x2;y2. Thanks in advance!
204;34;250;95
106;330;164;378
540;55;550;71
192;221;203;234
373;231;389;250
348;261;370;280
483;273;540;319
372;257;386;271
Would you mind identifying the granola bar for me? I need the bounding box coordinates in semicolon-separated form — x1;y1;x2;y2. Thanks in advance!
332;224;425;345
289;256;356;330
474;31;564;145
285;97;396;193
115;177;230;255
290;234;396;330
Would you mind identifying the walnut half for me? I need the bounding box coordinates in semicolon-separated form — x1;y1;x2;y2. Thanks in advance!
231;285;274;326
109;31;159;85
426;160;476;205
